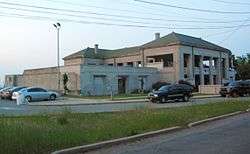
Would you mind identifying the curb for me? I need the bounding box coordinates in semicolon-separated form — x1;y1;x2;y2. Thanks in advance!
188;111;244;128
28;99;149;106
52;110;249;154
29;95;220;106
52;126;181;154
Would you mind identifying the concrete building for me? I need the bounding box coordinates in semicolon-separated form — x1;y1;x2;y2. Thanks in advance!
5;32;236;95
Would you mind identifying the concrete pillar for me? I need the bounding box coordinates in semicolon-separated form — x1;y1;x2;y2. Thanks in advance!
199;55;204;85
133;62;138;67
216;57;222;84
225;56;230;80
189;53;194;81
209;57;214;85
179;52;185;81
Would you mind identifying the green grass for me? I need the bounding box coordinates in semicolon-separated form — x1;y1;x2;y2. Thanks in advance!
65;93;148;100
1;100;250;154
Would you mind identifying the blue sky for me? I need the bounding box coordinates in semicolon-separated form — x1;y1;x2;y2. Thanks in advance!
0;0;250;86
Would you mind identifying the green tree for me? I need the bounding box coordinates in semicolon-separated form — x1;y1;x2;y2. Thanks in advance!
235;53;250;80
63;73;69;95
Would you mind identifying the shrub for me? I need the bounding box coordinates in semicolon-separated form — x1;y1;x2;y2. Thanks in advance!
57;116;68;125
56;108;71;125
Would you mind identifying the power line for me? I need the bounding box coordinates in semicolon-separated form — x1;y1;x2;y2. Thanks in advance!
42;0;230;21
0;5;162;25
1;11;250;30
211;0;250;6
219;18;250;44
0;1;210;23
41;0;181;18
0;1;250;24
134;0;250;14
203;29;239;38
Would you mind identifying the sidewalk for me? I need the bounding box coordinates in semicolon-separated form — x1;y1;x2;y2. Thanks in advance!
28;94;221;106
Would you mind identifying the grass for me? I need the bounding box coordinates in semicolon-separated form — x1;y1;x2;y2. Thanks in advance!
65;93;148;100
1;100;250;154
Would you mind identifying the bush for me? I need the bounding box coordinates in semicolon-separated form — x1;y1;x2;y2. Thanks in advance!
57;116;68;125
56;108;71;125
152;81;170;90
131;89;150;94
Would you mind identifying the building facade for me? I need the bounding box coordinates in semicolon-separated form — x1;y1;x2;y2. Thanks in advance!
5;32;236;95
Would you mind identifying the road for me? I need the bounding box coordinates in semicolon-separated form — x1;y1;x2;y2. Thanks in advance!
0;97;250;116
87;112;250;154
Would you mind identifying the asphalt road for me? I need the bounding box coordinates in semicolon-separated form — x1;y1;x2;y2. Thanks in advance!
0;97;250;116
87;112;250;154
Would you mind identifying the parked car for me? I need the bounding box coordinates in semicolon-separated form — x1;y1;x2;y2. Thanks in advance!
15;87;59;102
0;87;12;99
148;83;193;103
4;86;27;100
220;80;250;97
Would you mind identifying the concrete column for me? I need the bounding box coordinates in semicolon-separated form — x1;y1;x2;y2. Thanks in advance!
189;53;194;81
225;56;230;80
199;55;204;85
216;57;222;84
133;62;138;67
231;56;234;68
209;57;214;85
179;52;185;81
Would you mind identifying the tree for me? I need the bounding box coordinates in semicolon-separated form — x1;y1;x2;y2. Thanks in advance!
63;73;69;95
235;53;250;80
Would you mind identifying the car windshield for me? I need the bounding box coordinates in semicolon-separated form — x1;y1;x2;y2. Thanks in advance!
159;85;171;91
19;89;27;93
228;82;238;86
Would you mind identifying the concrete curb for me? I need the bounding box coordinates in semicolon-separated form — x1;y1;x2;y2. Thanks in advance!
28;99;149;106
52;126;181;154
188;111;244;128
52;110;249;154
29;95;220;106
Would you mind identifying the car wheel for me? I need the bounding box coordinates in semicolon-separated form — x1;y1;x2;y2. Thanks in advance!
50;94;56;101
25;96;32;102
183;95;190;102
220;94;226;97
160;97;166;103
231;91;238;97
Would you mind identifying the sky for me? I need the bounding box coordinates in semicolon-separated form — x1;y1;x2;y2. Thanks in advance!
0;0;250;86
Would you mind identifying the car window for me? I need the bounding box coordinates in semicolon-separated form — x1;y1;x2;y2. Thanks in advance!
37;88;47;92
228;82;238;86
28;88;36;92
159;85;171;91
169;85;177;91
28;88;47;92
20;89;27;93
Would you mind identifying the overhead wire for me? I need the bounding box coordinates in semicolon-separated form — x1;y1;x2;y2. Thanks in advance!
134;0;250;14
0;1;250;24
211;0;250;6
1;11;250;30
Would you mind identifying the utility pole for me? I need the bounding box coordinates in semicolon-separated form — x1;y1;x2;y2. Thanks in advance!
53;23;61;92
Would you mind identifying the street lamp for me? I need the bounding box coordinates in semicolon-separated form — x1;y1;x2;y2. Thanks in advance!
53;22;61;92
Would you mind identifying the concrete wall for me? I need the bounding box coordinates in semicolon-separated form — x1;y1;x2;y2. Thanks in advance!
143;45;179;83
80;65;159;96
5;66;81;94
104;54;141;66
199;85;222;94
64;58;83;66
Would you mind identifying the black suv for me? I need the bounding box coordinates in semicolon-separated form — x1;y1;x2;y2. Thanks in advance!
220;80;250;97
148;84;193;103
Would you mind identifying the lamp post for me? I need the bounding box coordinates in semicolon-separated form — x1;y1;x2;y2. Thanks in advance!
53;22;61;92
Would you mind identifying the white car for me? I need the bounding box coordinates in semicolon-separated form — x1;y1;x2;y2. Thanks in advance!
14;87;59;102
